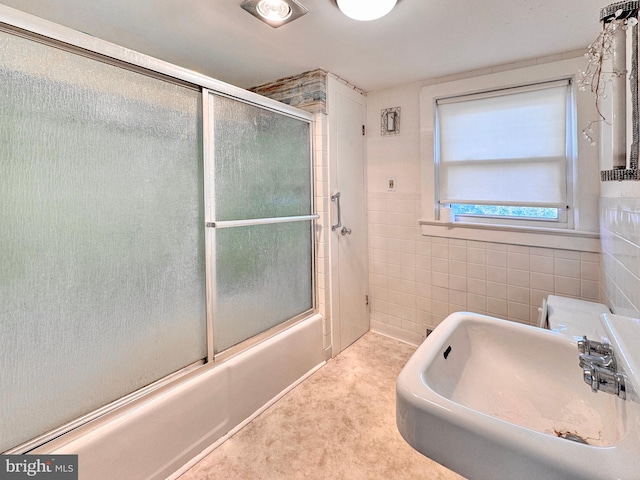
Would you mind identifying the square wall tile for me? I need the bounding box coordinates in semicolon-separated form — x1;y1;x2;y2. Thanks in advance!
555;258;581;278
487;298;508;318
508;269;530;288
487;266;507;283
508;252;530;271
467;247;487;265
555;276;581;297
530;255;554;274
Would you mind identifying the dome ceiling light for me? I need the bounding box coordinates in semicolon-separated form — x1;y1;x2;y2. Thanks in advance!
240;0;308;28
337;0;397;21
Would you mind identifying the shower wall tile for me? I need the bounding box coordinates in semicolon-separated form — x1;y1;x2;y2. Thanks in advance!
369;191;604;344
312;112;332;351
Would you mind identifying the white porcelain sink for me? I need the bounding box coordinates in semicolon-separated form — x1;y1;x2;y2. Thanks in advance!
396;312;640;480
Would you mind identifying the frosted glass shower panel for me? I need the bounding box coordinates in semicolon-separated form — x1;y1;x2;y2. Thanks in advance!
0;31;205;451
211;94;312;221
213;221;313;353
208;92;314;355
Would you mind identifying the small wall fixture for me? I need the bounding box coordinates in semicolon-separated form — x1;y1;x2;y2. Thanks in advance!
381;107;400;135
337;0;397;21
241;0;308;28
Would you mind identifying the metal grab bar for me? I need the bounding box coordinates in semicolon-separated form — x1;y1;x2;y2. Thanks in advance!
331;192;342;231
207;214;319;229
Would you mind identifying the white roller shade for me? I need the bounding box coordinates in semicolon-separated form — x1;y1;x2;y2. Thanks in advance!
437;80;570;208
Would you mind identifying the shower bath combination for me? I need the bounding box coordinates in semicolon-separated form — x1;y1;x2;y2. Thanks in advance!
0;5;325;478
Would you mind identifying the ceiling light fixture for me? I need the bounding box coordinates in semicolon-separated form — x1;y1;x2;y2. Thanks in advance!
337;0;397;21
256;0;292;21
241;0;308;28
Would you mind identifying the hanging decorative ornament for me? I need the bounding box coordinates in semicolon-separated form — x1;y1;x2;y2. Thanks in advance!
581;1;640;180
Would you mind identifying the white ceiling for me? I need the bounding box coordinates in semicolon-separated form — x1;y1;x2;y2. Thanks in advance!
0;0;609;92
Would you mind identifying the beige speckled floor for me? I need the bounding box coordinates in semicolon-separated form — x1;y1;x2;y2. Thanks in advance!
178;332;464;480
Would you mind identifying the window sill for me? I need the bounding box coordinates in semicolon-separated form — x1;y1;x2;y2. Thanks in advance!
419;219;600;252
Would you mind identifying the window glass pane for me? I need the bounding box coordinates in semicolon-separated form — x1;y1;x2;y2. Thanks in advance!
0;31;205;451
212;94;312;221
451;204;559;219
213;221;313;354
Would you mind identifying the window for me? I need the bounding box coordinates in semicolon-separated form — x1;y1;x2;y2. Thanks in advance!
435;79;573;227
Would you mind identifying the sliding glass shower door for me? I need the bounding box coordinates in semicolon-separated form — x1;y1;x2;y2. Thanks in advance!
0;19;316;453
0;30;206;452
206;93;315;355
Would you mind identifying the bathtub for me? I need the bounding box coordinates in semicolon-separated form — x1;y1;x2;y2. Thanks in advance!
32;314;325;480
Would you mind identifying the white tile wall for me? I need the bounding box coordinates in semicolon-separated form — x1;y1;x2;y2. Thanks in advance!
313;112;332;351
369;192;603;344
600;195;640;317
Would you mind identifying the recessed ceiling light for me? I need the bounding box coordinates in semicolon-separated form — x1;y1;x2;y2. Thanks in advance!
337;0;397;21
256;0;292;21
240;0;308;28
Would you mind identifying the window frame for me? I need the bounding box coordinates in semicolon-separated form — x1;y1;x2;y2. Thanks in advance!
418;57;601;251
434;79;575;230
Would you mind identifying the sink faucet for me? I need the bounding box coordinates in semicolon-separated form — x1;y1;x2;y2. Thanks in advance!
577;336;612;356
582;364;626;399
577;336;626;400
578;352;616;370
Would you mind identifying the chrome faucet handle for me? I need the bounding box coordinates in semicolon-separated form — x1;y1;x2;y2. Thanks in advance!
583;366;599;393
615;373;627;400
582;364;627;399
579;355;592;369
578;336;612;356
577;336;590;354
578;337;626;399
577;336;592;354
595;342;613;355
579;353;616;370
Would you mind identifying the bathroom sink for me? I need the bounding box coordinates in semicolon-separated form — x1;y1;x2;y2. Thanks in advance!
396;312;640;480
